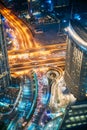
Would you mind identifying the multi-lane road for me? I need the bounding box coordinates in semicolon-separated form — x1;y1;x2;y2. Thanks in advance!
0;2;67;130
0;3;66;77
0;3;39;49
9;43;66;77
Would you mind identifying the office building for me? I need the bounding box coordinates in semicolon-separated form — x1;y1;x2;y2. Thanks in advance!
60;19;87;130
64;19;87;101
60;101;87;130
0;14;10;92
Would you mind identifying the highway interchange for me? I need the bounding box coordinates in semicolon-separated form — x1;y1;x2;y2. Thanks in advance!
0;3;69;130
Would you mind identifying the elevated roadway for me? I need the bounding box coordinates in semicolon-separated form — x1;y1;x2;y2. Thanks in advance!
0;3;39;49
0;3;67;130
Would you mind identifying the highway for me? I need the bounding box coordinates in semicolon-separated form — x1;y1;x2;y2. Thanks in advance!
8;44;66;77
0;3;39;50
25;71;51;130
8;44;66;63
0;3;67;130
10;57;65;69
7;43;66;54
0;3;66;77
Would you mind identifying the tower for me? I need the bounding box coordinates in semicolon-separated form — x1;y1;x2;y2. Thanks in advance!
59;19;87;130
0;14;10;92
64;19;87;101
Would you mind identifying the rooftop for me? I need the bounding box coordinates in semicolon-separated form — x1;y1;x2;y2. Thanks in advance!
68;19;87;49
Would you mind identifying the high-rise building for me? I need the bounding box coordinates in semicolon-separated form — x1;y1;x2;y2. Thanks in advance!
64;19;87;101
60;100;87;130
0;14;10;92
60;19;87;130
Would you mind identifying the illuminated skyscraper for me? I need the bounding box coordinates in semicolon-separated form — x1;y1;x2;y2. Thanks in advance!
0;14;10;91
59;19;87;130
60;100;87;130
64;19;87;101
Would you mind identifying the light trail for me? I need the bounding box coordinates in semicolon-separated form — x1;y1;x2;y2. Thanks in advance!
7;43;66;55
0;3;66;79
0;3;67;130
10;61;65;74
0;4;40;49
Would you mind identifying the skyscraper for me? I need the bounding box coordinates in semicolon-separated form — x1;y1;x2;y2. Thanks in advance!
0;14;10;92
60;100;87;130
64;19;87;101
59;19;87;130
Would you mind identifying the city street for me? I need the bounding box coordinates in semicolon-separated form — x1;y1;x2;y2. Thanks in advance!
0;2;67;130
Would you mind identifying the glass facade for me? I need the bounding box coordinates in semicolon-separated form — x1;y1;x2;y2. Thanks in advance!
60;101;87;130
0;14;10;91
64;20;87;100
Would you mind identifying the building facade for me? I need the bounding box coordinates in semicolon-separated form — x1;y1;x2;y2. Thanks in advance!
64;19;87;101
0;14;10;92
61;19;87;130
60;101;87;130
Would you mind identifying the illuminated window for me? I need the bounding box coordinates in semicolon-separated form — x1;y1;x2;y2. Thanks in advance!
77;123;82;125
75;116;80;121
80;115;85;120
69;117;75;122
66;124;71;128
72;123;77;127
